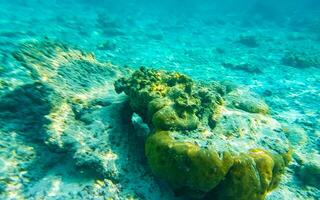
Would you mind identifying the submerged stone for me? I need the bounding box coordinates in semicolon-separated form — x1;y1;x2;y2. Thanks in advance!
237;35;260;48
12;39;131;180
222;61;262;74
225;88;269;114
13;39;123;100
282;51;320;68
297;153;320;188
0;82;61;139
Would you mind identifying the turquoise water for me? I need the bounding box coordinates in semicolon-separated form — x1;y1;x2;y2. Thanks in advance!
0;1;319;199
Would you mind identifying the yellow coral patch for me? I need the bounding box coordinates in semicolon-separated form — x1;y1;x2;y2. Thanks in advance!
249;149;275;191
150;83;168;95
146;131;234;196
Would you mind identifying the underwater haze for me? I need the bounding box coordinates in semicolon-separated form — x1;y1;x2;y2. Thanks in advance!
0;0;319;199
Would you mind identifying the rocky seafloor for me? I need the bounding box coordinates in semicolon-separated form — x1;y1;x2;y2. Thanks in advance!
0;1;319;200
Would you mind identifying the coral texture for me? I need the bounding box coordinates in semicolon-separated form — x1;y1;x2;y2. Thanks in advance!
115;67;292;199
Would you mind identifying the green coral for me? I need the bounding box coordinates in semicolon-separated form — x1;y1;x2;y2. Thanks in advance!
115;67;223;130
152;106;199;130
145;131;234;198
207;149;291;200
115;68;291;199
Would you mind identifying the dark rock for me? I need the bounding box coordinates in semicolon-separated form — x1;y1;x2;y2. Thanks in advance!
237;35;260;48
222;62;262;73
97;40;116;51
215;47;226;54
282;51;320;68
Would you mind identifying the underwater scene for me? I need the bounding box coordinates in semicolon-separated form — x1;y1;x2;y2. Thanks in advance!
0;0;319;199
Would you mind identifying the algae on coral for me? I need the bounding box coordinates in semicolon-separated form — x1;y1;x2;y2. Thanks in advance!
116;67;292;199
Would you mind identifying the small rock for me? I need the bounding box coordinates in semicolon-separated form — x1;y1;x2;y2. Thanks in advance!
282;125;308;147
237;35;260;47
297;155;320;188
146;32;163;40
97;41;116;51
226;89;269;114
215;47;226;54
282;51;320;68
222;62;262;73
